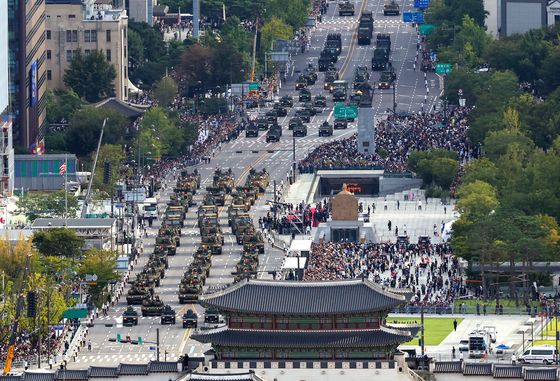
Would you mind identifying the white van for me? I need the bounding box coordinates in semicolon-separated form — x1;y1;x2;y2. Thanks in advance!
518;345;557;364
141;197;158;220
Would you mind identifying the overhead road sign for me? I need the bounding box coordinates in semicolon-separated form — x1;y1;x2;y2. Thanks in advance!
403;12;425;23
435;63;452;75
414;0;430;8
419;24;434;35
334;103;358;119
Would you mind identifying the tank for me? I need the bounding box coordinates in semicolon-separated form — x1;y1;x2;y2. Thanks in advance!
126;284;150;305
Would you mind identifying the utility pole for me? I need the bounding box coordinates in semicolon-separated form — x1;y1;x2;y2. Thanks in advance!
273;180;277;223
156;328;160;361
420;305;425;357
392;83;397;114
37;294;41;368
292;137;296;184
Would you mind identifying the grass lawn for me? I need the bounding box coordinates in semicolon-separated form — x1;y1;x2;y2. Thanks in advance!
540;319;560;338
388;317;463;346
534;340;557;346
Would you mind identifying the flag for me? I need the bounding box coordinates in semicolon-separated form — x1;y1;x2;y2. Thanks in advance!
178;7;181;25
59;162;67;176
223;3;226;21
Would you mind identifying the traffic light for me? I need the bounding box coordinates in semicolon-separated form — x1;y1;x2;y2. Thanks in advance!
27;291;37;318
103;161;111;184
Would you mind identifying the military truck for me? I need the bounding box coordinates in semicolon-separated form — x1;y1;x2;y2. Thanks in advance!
201;236;223;255
280;95;293;107
334;118;348;129
295;75;308;90
325;33;342;55
178;276;203;303
372;48;390;70
292;122;307;137
197;205;218;226
324;70;339;91
338;0;355;16
357;11;374;45
205;186;226;206
182;309;198;328
201;225;224;245
160;305;176;325
294;109;311;123
377;34;391;51
265;110;277;125
314;95;327;108
266;123;282;143
355;83;373;107
332;80;348;101
122;306;139;326
378;69;396;89
247;168;269;192
318;121;333;137
141;296;164;317
288;117;303;131
256;115;268;130
166;204;185;220
242;231;265;254
383;0;400;15
299;88;311;102
318;55;333;72
126;284;150;305
245;123;259;137
162;216;183;230
354;66;370;89
213;168;234;192
272;103;288;116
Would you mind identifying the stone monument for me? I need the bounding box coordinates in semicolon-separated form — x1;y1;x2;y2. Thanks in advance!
331;184;359;221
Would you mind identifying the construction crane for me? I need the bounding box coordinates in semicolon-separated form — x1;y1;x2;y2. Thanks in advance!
81;118;107;218
250;17;258;83
3;254;32;375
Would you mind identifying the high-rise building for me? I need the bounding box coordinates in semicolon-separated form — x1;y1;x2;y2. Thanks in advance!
8;0;48;152
1;0;15;196
129;0;156;25
45;0;129;101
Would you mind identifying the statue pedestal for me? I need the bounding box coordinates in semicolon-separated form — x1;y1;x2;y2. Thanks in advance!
314;220;376;243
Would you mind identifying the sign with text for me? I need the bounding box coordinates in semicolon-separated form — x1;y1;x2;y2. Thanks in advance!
435;63;452;75
334;103;358;119
414;0;430;8
403;12;425;23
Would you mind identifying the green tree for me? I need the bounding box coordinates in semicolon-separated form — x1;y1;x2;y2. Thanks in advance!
540;46;560;94
265;0;311;30
128;29;145;75
153;76;178;106
483;129;534;162
45;89;84;125
461;158;498;186
138;107;186;157
64;50;116;102
260;17;293;54
221;16;251;54
32;228;85;258
211;45;247;86
78;249;120;307
456;180;499;221
179;44;214;89
128;21;166;62
67;107;128;156
17;191;79;221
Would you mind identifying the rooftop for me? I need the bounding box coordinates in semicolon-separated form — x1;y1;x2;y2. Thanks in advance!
32;218;116;229
200;278;410;315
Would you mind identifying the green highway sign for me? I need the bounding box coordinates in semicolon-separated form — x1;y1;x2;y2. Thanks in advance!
334;103;358;119
435;63;452;75
419;24;434;35
249;82;259;91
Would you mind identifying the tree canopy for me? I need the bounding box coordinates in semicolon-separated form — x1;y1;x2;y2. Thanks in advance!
64;50;116;102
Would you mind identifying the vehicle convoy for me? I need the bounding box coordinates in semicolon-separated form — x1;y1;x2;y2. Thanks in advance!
339;0;355;16
314;95;327;108
319;121;333;137
332;80;348;101
372;34;392;70
245;123;259;137
357;11;374;45
293;122;308;137
272;103;288;116
160;305;176;325
141;295;165;317
325;33;342;55
280;95;293;107
378;69;396;89
324;70;339;91
353;66;370;89
122;306;139;326
356;83;373;107
183;309;198;328
383;0;400;15
289;117;304;130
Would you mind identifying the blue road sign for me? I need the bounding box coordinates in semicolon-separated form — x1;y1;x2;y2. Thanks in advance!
148;346;156;350
403;12;425;23
414;0;430;8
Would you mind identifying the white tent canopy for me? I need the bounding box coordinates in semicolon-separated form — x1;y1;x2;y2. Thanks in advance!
128;79;141;94
288;239;312;255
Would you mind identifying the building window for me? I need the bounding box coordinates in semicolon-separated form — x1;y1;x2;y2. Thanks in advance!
91;30;97;42
46;30;51;39
106;30;111;42
556;15;560;24
66;50;73;62
66;30;72;42
123;27;126;39
106;49;111;61
84;49;91;55
124;66;127;78
124;46;126;58
47;70;52;80
73;30;78;42
68;14;76;18
46;50;51;59
84;30;90;42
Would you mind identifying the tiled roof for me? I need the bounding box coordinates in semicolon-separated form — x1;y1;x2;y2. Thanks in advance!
21;374;55;381
433;361;462;373
93;98;145;119
200;278;409;315
0;376;22;381
192;326;412;348
188;372;263;381
88;367;118;378
148;361;178;373
494;366;523;379
54;370;89;380
463;363;493;376
524;368;558;381
118;364;149;376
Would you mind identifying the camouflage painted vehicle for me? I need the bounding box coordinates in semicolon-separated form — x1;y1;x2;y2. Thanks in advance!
190;258;211;278
146;257;166;278
228;205;247;225
234;252;259;282
155;236;177;256
201;226;224;245
166;204;186;219
231;193;251;212
246;168;270;192
134;273;156;289
236;186;257;205
140;266;162;287
199;214;219;231
243;230;265;254
170;192;193;207
197;205;218;226
126;284;150;305
213;168;234;192
205;186;226;206
201;236;223;255
162;217;183;231
158;225;181;247
178;276;203;303
141;295;165;317
183;266;207;285
150;252;168;269
231;214;252;235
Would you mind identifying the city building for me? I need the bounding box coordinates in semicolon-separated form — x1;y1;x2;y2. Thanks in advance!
0;0;14;196
14;153;77;191
32;218;117;250
193;278;415;361
45;0;129;101
129;0;156;25
499;0;547;37
7;0;48;151
548;0;560;25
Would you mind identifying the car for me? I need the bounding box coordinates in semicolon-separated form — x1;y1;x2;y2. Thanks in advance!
280;95;294;107
299;89;312;102
182;309;198;328
266;124;282;143
314;95;327;108
272;103;288;116
294;109;311;123
265;110;277;124
518;345;557;364
292;123;307;137
160;305;176;325
256;116;268;130
334;118;348;129
459;340;469;352
289;117;303;130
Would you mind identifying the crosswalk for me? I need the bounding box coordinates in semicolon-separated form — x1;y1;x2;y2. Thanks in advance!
321;19;405;26
74;353;180;363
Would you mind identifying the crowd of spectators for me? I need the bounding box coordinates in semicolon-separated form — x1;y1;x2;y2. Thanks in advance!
304;241;465;308
0;325;69;364
298;108;474;173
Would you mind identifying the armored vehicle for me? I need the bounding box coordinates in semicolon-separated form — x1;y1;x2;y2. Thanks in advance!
126;284;150;305
293;122;307;137
383;1;400;15
280;95;293;107
201;226;224;245
213;168;234;192
247;168;269;192
231;214;252;235
266;123;282;143
334;118;348;129
178;276;203;303
339;1;355;16
332;80;348;101
265;110;278;124
318;121;333;137
162;217;183;231
272;103;288;116
299;88;311;102
314;95;327;108
155;236;177;256
122;306;139;326
378;69;396;89
245;123;259;137
289;117;304;130
242;231;265;254
141;296;164;317
325;33;342;55
294;109;311;123
160;305;176;325
201;235;223;255
256;116;268;130
324;70;340;91
183;309;198;328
